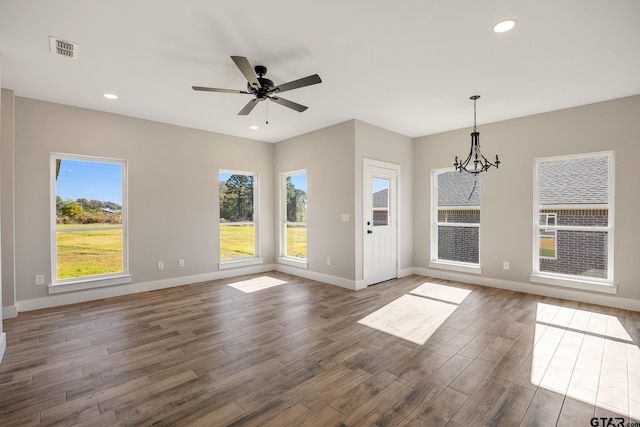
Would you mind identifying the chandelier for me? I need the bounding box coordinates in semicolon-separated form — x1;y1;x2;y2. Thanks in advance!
453;95;500;174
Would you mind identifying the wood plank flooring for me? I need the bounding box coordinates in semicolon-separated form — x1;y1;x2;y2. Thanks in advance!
1;272;639;426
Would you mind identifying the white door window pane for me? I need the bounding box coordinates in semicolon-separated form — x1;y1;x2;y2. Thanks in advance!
372;178;389;226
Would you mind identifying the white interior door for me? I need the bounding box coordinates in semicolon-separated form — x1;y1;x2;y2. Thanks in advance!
363;160;398;286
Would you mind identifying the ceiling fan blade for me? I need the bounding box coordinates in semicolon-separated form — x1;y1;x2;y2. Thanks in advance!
270;96;308;112
231;56;261;88
192;86;249;94
238;99;259;115
272;74;322;93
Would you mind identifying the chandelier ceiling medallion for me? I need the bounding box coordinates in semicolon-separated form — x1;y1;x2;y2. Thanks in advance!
453;95;500;174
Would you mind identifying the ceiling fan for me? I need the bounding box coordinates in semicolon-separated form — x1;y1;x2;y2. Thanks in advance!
192;56;322;116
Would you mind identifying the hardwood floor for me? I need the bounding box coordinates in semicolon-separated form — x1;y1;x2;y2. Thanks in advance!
1;272;639;426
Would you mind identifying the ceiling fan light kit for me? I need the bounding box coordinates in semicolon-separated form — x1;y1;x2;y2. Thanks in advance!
193;56;322;121
453;95;500;175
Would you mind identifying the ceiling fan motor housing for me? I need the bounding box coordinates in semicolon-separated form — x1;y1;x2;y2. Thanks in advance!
254;65;267;76
248;74;275;100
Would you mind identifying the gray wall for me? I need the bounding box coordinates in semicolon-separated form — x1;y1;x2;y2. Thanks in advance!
274;120;356;280
12;97;274;302
1;89;14;312
0;59;3;334
273;119;414;285
414;95;640;302
3;91;640;312
354;120;414;281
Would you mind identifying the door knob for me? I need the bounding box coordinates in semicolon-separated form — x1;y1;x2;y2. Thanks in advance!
367;230;373;234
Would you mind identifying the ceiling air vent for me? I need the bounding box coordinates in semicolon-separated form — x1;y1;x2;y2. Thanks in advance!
49;36;79;60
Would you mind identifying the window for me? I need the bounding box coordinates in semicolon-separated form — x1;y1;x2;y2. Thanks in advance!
51;154;129;289
533;152;614;287
430;169;481;272
280;171;307;264
539;212;557;259
219;171;258;263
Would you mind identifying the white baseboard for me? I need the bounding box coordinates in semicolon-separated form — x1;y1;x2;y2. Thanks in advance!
275;264;356;290
355;268;418;291
413;267;640;312
398;268;414;279
13;263;639;315
17;264;276;313
2;305;18;319
0;332;6;365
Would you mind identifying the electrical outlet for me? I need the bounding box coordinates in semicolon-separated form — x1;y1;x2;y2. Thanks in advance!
178;259;185;268
503;261;510;270
326;257;331;266
158;261;164;270
35;274;45;285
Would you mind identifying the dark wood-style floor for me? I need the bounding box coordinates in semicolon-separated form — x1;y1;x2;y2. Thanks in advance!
0;272;638;426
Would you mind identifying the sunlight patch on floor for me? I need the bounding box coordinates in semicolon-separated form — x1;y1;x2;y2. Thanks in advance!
227;276;287;293
409;282;472;304
358;282;470;345
531;303;639;420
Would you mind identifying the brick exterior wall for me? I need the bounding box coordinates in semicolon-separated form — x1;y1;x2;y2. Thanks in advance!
437;209;480;264
539;209;608;279
438;209;480;224
373;210;388;226
438;226;479;263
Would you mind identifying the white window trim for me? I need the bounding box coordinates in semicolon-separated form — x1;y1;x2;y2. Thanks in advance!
539;212;557;260
429;260;482;275
529;273;617;294
50;153;129;293
219;257;264;270
277;256;308;269
218;170;260;264
279;169;308;267
430;167;481;271
531;151;615;290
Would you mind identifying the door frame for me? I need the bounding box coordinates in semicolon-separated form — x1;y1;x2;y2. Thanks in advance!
360;158;401;288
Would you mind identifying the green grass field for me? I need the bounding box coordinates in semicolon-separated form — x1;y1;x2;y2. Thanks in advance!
286;225;307;258
57;224;308;280
220;224;307;260
220;224;256;260
56;227;123;279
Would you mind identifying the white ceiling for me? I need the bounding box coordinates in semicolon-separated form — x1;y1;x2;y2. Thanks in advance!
1;0;639;143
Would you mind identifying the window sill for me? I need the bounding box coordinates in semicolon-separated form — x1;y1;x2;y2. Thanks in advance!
219;257;264;270
278;257;308;269
49;274;132;294
530;273;617;295
429;261;482;275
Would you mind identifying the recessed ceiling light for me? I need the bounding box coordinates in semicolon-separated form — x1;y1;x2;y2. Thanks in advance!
249;125;259;130
493;19;516;33
103;93;118;100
